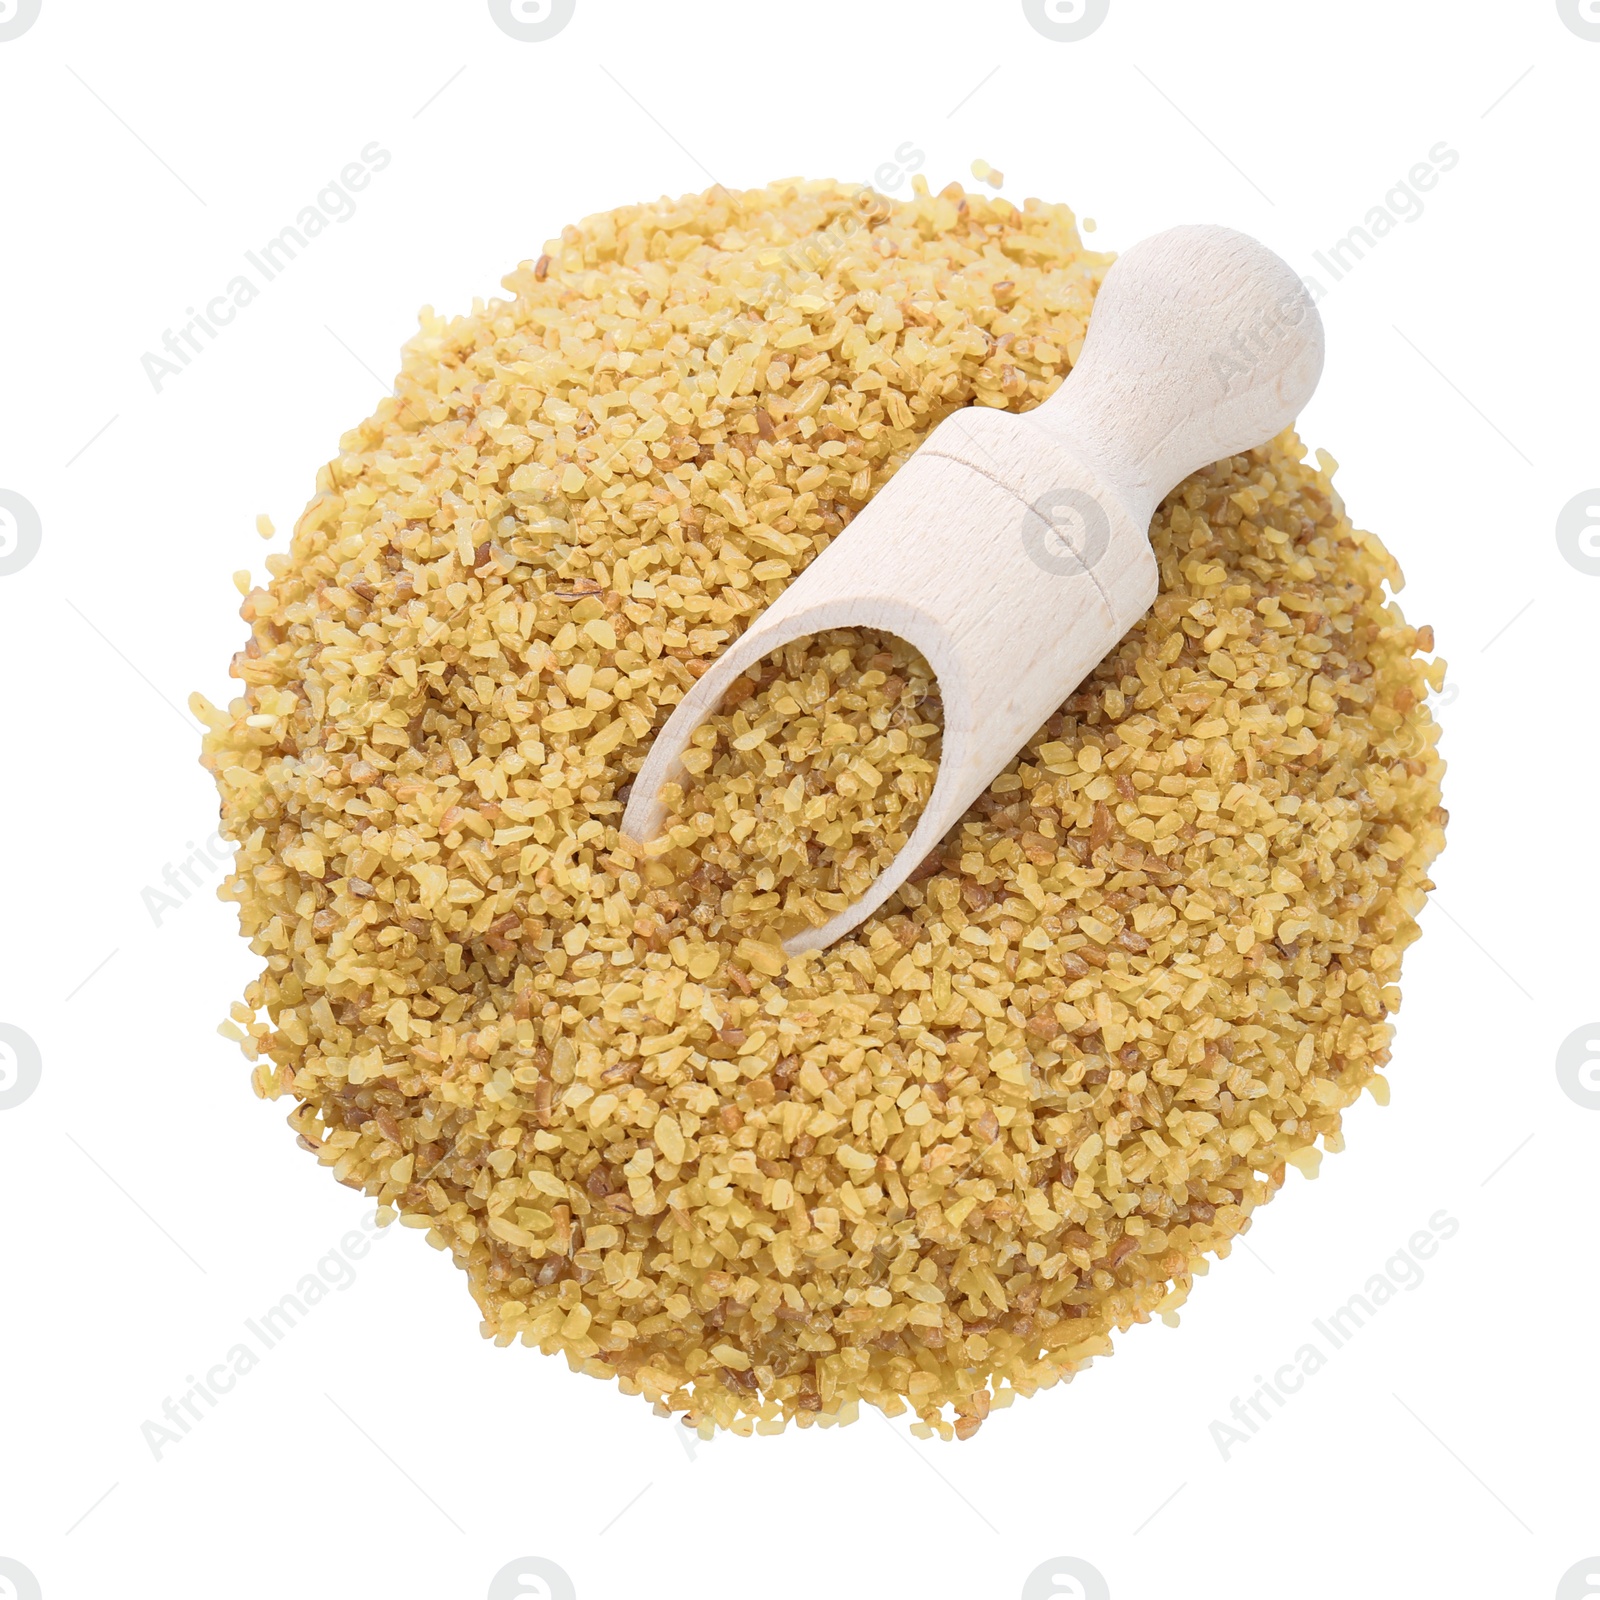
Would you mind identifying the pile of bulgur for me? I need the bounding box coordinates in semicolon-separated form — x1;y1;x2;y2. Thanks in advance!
199;177;1446;1440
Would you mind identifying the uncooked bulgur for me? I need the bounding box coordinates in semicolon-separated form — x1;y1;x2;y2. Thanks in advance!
650;629;941;938
198;177;1446;1441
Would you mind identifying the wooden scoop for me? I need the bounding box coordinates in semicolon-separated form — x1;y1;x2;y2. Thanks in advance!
620;224;1324;954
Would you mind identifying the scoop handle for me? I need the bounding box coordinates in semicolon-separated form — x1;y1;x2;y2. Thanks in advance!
1030;224;1323;525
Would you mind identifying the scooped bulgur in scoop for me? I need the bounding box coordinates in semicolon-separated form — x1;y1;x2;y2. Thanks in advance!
651;628;942;939
199;177;1446;1440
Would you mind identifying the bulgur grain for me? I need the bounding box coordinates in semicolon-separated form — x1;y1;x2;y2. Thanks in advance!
651;628;941;938
198;177;1446;1440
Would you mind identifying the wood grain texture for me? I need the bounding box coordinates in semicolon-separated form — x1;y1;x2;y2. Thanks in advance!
620;224;1325;954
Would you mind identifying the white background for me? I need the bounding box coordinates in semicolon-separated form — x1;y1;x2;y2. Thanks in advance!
2;3;1596;1597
